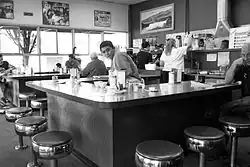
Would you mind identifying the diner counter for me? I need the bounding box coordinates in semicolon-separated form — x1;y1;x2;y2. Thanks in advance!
3;73;70;80
3;73;70;106
185;73;225;79
26;79;240;167
26;80;239;109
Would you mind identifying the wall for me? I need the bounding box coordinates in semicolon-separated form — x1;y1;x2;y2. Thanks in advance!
231;0;250;27
130;0;185;45
0;0;128;32
130;0;250;45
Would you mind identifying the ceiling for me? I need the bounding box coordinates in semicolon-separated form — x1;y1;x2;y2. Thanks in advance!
100;0;148;5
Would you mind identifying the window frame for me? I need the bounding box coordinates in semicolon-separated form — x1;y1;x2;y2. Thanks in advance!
0;24;128;72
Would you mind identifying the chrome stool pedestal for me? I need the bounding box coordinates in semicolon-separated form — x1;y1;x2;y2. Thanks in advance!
31;98;47;116
5;107;32;150
32;131;73;167
184;126;226;167
219;116;250;167
19;92;36;107
15;116;48;167
135;140;184;167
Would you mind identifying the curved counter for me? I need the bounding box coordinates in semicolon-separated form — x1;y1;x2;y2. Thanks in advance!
26;80;239;109
26;79;240;167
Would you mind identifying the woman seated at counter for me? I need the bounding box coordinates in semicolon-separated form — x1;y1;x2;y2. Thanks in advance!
160;36;193;71
137;41;152;69
100;40;140;82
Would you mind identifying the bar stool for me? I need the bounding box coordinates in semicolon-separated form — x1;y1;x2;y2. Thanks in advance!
5;107;33;150
184;126;226;167
31;98;47;116
0;105;14;114
19;92;36;107
135;140;184;167
219;116;250;167
15;116;48;167
32;131;74;167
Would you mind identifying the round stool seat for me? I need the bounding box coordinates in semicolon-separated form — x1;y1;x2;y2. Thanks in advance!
15;116;48;136
32;131;73;159
31;98;47;109
19;92;36;100
135;140;184;167
5;107;32;123
185;126;225;140
219;116;250;137
184;126;225;154
0;105;14;114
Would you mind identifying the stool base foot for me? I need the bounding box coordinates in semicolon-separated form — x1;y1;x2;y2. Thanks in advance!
27;161;43;167
14;145;28;151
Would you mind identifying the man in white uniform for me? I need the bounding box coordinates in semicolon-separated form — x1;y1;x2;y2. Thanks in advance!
160;36;193;71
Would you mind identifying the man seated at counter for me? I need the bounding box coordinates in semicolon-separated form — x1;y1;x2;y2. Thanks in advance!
0;54;15;106
221;42;250;118
65;54;81;72
160;36;193;71
80;52;108;77
100;40;140;81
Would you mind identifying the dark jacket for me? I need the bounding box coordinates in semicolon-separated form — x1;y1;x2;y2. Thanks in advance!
234;64;250;97
81;59;108;77
137;50;152;69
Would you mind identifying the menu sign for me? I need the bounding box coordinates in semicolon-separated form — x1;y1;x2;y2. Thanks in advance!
133;39;142;48
229;26;250;48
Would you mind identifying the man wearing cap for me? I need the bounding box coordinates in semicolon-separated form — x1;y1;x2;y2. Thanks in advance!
80;52;108;77
65;54;81;72
221;42;250;118
100;41;140;81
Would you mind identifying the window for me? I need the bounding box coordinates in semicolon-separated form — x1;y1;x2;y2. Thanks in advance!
19;27;38;54
40;28;57;53
0;25;129;72
74;30;88;54
40;55;69;72
104;32;128;52
0;28;20;53
89;32;102;54
58;29;72;54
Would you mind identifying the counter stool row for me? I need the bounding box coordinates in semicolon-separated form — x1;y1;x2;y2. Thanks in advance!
135;116;250;167
19;92;47;116
4;107;73;167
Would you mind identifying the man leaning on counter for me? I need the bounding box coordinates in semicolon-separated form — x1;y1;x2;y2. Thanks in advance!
100;40;141;82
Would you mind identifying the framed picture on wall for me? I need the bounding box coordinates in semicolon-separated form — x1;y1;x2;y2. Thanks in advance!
94;10;111;27
42;1;70;26
0;1;14;19
140;3;174;34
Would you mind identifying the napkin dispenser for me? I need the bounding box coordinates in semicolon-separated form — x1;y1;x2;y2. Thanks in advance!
116;70;126;88
169;69;182;83
69;68;79;79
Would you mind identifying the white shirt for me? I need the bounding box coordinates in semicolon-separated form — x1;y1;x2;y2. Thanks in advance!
160;46;188;71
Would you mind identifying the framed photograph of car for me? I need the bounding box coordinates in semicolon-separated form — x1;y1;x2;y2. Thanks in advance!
140;3;174;34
